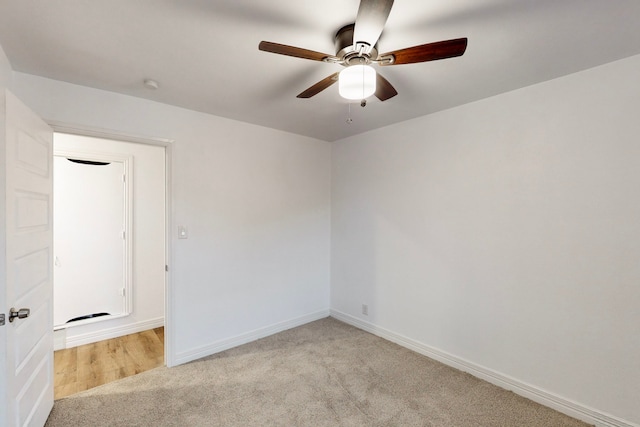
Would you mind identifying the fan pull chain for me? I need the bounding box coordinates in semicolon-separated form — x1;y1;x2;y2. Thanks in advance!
346;103;353;124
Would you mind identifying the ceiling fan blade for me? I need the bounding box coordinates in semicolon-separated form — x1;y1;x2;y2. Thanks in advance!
375;73;398;101
379;38;468;66
297;73;340;98
353;0;394;54
259;41;332;62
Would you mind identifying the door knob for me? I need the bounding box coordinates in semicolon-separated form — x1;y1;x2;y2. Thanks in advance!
9;307;30;323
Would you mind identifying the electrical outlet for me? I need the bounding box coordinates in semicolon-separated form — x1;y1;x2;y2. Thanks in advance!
362;304;368;316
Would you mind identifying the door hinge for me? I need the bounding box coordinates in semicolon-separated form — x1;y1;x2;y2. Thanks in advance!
0;313;5;326
165;265;169;272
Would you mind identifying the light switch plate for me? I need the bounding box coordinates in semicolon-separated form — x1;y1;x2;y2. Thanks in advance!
178;225;188;239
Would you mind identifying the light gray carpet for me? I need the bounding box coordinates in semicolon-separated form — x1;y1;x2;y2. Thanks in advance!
45;317;591;426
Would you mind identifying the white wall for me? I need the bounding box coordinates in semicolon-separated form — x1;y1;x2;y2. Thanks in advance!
8;38;637;425
0;44;10;90
331;54;640;426
53;134;166;348
11;73;332;365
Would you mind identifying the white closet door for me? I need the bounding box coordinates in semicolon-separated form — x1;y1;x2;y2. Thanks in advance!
53;156;125;327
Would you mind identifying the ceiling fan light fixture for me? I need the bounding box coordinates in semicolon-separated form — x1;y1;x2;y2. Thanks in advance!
339;64;376;100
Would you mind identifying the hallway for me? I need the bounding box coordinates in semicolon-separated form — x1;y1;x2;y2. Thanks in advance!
53;328;164;399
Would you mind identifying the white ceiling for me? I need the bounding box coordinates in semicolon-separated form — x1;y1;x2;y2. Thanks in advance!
1;0;639;142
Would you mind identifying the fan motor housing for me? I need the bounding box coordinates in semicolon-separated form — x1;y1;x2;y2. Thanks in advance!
335;24;378;65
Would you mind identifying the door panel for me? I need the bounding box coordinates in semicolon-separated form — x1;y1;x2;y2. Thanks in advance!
53;156;126;326
4;90;54;427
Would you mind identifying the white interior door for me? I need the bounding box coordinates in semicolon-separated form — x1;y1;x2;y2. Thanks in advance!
3;90;54;426
53;156;126;327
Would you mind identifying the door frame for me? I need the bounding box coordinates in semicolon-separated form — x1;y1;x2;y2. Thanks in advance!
47;121;176;367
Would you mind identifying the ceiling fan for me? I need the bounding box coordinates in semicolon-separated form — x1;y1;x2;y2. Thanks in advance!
259;0;468;102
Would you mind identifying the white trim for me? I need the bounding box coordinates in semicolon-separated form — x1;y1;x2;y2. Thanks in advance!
174;310;330;366
47;121;174;146
53;330;66;351
163;141;174;367
330;309;638;427
60;317;165;349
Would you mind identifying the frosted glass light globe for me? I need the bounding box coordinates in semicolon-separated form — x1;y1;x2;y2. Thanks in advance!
339;65;376;100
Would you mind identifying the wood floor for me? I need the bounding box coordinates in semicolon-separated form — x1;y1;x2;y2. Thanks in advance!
54;327;164;400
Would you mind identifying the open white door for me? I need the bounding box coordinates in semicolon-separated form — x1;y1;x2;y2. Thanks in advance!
2;90;54;426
